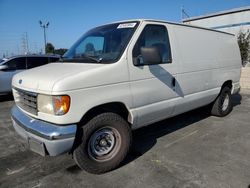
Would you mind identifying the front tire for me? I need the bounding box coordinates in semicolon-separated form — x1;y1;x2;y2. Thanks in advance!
73;112;132;174
211;86;233;117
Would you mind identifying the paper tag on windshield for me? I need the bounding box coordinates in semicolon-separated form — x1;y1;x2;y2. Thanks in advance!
117;23;137;29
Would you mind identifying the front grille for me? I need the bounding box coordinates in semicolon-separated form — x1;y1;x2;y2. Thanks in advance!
14;88;38;115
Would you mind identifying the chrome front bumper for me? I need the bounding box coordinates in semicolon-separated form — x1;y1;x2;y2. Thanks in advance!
11;105;77;156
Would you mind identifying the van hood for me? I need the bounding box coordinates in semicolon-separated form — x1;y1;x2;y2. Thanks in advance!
12;63;106;94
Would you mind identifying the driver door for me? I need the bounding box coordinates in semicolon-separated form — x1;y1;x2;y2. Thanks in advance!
127;23;180;128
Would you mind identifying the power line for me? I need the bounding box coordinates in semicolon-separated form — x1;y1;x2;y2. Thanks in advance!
181;6;190;20
21;34;27;54
20;32;29;54
26;32;29;53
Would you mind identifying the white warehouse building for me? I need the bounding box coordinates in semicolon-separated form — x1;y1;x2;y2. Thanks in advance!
182;6;250;35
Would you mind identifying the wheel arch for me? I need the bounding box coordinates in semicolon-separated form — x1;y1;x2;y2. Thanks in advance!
221;80;232;90
70;102;133;154
79;102;133;127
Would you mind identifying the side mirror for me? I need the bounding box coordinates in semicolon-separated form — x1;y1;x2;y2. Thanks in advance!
140;47;162;65
0;65;8;71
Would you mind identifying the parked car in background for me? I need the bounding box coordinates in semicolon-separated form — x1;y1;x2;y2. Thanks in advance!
0;55;60;94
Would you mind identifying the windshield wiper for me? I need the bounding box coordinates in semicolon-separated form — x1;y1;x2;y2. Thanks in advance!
80;54;102;63
60;55;102;63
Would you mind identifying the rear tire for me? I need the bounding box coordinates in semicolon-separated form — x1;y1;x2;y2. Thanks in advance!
211;86;233;117
73;112;132;174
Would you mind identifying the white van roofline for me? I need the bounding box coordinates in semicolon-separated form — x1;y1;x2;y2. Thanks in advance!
103;19;235;36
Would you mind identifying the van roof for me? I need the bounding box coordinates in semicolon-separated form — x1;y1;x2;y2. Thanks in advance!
107;19;235;36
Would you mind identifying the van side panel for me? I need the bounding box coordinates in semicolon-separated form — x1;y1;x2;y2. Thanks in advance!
215;34;241;88
172;24;240;116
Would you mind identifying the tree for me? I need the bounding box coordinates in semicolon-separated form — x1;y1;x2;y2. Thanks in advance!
54;48;68;56
45;43;55;54
45;42;67;56
237;30;250;64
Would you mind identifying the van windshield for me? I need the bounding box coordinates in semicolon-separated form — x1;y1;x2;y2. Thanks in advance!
62;22;138;63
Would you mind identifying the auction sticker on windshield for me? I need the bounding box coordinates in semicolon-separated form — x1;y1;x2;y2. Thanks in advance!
117;23;137;29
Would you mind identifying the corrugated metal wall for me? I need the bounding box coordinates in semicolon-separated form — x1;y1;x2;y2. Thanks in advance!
183;10;250;35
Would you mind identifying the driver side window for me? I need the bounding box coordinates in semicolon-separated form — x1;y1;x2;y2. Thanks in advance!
132;24;172;66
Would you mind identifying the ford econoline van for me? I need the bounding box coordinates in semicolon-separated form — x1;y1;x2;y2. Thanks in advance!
11;19;241;174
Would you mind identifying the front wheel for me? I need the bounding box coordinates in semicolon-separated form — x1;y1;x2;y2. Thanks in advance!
73;112;132;174
211;86;233;117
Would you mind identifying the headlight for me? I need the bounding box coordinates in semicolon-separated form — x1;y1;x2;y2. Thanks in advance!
37;94;70;115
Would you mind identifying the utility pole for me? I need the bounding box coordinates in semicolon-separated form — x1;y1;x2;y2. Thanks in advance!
39;20;49;54
181;6;190;21
181;6;184;21
26;32;29;53
21;34;27;54
21;32;29;54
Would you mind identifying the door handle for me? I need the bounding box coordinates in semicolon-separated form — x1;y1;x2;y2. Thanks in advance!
172;77;176;88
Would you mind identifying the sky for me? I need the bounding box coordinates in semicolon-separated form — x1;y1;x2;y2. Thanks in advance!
0;0;249;57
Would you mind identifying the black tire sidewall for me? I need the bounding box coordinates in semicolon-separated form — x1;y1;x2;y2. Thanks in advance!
218;87;233;116
73;112;131;174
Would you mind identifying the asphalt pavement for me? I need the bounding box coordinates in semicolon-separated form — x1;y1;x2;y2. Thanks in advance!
0;93;250;188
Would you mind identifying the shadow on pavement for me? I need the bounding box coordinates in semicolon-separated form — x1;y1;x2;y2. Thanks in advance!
66;164;82;174
122;93;242;167
65;94;242;174
232;93;242;107
124;107;210;165
0;93;13;102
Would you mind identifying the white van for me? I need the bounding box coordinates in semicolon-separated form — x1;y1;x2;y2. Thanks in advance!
11;19;241;174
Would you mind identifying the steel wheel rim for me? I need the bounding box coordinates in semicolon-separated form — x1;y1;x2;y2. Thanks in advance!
88;127;121;162
222;94;229;111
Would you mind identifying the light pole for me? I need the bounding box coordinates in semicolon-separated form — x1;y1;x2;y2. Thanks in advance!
39;20;49;54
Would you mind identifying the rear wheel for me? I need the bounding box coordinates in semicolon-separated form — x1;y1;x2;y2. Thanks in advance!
73;112;131;174
211;86;233;117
